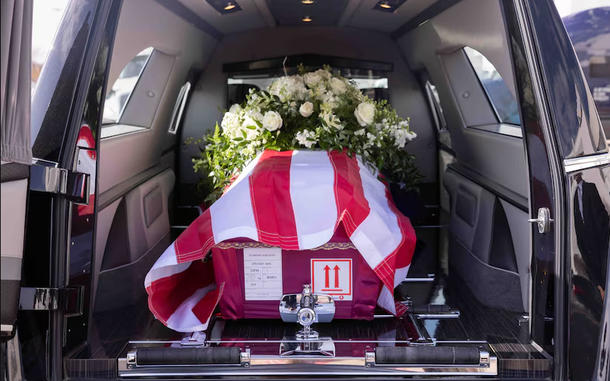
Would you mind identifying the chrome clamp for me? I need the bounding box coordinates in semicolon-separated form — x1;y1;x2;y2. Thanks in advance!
279;284;335;340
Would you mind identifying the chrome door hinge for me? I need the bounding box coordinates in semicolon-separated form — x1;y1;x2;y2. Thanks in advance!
29;160;90;204
19;286;84;316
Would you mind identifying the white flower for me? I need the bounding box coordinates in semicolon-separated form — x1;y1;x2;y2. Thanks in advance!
295;129;317;149
304;72;322;87
269;76;307;101
330;77;347;95
262;111;283;131
242;116;262;140
354;102;375;126
321;112;343;130
316;69;332;81
299;102;314;117
221;111;241;139
229;104;242;114
355;128;366;136
390;126;416;149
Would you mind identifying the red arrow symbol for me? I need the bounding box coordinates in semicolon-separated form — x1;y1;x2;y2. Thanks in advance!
324;265;330;288
333;265;340;288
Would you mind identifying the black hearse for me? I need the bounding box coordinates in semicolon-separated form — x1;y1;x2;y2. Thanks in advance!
1;0;609;380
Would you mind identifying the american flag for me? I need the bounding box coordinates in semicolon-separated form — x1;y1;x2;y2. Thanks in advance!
145;150;416;332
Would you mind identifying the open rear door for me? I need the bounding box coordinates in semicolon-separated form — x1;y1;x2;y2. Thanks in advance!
0;0;32;341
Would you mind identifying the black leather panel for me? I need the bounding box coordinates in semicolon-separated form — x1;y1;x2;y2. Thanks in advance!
489;200;518;273
1;279;19;326
101;199;131;271
0;163;29;183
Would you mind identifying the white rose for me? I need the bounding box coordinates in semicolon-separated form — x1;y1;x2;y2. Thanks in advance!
316;69;332;81
263;111;283;131
354;102;375;126
330;77;347;95
299;102;314;117
229;104;242;114
304;72;322;87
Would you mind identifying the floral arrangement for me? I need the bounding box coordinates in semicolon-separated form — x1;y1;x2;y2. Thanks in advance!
190;66;420;202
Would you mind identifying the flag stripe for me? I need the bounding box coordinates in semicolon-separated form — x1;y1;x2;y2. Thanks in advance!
328;150;370;236
147;260;214;324
176;209;216;263
249;150;299;249
290;151;337;249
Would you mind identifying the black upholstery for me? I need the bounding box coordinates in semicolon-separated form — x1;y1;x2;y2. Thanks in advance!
489;200;518;273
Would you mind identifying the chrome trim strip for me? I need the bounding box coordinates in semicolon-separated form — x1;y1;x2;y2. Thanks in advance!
402;277;435;283
118;356;498;377
564;152;610;173
415;313;460;319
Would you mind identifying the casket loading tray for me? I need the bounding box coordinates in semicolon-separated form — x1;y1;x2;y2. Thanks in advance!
118;286;497;378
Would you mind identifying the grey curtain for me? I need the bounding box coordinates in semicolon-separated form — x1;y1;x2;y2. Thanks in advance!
1;0;32;165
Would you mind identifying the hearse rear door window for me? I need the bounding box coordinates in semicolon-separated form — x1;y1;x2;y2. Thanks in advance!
464;46;521;126
102;47;175;138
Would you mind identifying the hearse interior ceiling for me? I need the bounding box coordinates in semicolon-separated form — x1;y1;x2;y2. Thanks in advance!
179;26;437;184
177;0;439;34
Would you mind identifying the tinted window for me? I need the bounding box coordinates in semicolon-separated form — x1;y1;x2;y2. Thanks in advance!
103;47;153;124
464;47;521;125
31;0;70;96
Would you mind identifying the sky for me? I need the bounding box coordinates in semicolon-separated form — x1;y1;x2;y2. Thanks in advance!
554;0;610;17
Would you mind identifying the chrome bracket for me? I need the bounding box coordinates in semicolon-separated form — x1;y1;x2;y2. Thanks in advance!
240;349;251;367
30;160;90;205
279;284;335;335
279;337;335;357
19;286;84;315
180;331;207;347
528;207;553;234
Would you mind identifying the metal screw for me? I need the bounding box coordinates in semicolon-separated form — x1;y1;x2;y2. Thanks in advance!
462;91;469;98
147;91;155;97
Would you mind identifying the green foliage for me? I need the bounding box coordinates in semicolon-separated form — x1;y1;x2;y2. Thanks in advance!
189;66;421;204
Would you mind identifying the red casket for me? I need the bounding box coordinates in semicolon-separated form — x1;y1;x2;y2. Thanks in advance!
212;225;381;320
146;150;416;333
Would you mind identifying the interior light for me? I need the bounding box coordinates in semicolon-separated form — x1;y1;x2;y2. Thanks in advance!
302;0;315;4
303;16;312;22
224;2;236;10
380;1;392;9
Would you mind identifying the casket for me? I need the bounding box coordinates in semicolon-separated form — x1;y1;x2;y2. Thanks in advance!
212;225;381;320
146;150;417;333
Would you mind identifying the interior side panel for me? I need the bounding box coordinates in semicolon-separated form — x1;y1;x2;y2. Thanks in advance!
444;169;525;313
93;169;174;312
0;179;28;330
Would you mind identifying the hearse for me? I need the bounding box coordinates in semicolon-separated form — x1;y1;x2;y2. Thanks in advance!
1;0;609;380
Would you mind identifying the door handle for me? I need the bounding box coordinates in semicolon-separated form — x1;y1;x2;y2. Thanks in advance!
528;207;553;234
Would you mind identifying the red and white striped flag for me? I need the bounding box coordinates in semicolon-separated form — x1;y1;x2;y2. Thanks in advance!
145;150;417;332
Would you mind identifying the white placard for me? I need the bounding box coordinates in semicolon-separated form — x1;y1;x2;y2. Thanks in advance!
310;258;353;301
243;248;283;300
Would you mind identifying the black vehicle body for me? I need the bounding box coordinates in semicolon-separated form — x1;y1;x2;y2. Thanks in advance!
1;0;608;380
